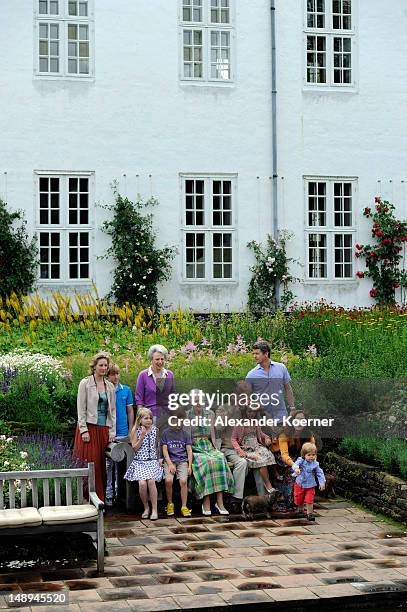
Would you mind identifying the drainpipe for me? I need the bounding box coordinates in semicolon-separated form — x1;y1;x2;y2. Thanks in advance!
270;0;280;307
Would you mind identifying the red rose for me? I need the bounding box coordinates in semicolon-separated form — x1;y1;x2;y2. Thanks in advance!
355;244;363;250
376;230;383;237
356;272;364;278
369;288;377;298
364;207;371;215
383;238;392;245
355;252;361;258
383;207;388;213
370;251;376;257
376;205;382;212
373;223;379;228
374;197;381;203
393;283;400;288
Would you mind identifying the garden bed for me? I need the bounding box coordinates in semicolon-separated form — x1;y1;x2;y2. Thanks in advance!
324;451;407;523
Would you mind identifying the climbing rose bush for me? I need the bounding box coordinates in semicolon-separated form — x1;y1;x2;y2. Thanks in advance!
355;198;407;305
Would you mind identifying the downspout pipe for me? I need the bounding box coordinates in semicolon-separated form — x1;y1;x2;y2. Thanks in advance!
270;0;280;308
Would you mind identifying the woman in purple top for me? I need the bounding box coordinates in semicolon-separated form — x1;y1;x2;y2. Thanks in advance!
135;344;175;429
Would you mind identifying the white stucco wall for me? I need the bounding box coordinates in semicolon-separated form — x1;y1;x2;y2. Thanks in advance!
0;1;406;310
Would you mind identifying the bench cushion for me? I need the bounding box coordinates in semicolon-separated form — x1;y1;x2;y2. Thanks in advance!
39;504;98;525
0;507;42;528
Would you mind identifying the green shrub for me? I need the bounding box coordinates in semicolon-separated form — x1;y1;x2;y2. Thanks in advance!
339;437;407;479
0;199;38;298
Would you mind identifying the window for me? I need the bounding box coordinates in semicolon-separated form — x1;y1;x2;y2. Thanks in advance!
181;175;236;281
36;0;92;77
180;0;233;82
36;173;92;282
305;0;354;86
305;178;356;280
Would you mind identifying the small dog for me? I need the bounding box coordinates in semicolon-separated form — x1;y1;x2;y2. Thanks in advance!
323;473;336;498
242;489;284;520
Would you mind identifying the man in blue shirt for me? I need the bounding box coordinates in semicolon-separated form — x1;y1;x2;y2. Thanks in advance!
246;340;296;495
246;340;296;424
105;364;134;506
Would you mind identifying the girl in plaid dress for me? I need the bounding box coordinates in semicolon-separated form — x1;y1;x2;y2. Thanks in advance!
187;394;234;516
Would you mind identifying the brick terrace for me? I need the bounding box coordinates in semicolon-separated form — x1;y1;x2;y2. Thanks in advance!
0;498;407;611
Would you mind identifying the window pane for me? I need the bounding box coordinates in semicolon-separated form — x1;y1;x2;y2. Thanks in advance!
68;24;77;39
79;25;88;40
50;58;59;72
39;1;48;14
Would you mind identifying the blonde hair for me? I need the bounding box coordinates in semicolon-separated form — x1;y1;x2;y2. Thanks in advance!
130;408;153;441
301;442;317;458
107;363;120;376
88;351;110;375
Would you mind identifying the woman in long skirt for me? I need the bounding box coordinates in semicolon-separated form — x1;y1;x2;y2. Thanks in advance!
73;351;116;501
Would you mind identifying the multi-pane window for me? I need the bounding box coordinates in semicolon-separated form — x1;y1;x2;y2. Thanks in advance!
36;0;92;77
37;174;92;282
305;0;354;86
305;178;356;280
180;0;233;82
182;176;236;281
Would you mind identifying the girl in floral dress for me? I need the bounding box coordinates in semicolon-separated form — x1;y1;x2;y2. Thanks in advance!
231;405;276;493
125;408;163;520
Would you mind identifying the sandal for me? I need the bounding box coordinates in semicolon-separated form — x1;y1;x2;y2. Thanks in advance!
141;509;150;519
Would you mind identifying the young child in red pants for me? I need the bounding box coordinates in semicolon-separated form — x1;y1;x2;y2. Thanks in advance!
292;442;325;521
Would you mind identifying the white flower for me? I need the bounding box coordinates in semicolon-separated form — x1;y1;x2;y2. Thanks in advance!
0;350;69;382
6;437;13;443
20;451;28;459
0;435;6;441
4;461;9;467
388;415;396;424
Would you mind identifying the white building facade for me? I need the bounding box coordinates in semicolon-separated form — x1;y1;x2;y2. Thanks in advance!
1;0;406;310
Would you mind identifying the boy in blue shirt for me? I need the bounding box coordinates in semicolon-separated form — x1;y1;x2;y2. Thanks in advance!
292;442;325;522
106;364;134;506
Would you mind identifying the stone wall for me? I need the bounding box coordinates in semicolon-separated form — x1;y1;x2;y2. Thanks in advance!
323;452;407;524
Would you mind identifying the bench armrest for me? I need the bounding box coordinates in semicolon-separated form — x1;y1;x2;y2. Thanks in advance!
89;492;105;511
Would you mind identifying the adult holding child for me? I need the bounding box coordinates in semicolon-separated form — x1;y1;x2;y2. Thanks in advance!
73;351;116;502
187;390;234;516
273;409;317;511
135;344;175;428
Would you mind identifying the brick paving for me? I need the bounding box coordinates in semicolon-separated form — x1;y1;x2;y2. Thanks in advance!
0;498;407;610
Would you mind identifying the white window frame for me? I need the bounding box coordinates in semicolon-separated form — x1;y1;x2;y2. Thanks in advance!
179;0;235;84
34;0;94;79
304;176;357;282
180;173;237;283
303;0;357;90
34;170;94;284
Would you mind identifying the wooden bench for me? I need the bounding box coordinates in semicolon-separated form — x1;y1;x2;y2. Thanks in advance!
0;462;105;573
